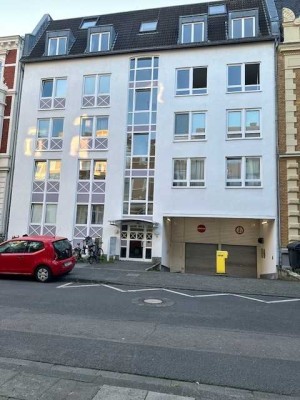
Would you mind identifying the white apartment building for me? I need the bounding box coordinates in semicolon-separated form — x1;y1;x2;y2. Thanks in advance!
8;0;280;278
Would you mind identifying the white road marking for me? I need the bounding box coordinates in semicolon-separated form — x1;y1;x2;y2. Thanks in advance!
57;283;300;304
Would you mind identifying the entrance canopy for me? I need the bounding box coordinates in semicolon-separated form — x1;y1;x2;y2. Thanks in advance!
110;218;159;228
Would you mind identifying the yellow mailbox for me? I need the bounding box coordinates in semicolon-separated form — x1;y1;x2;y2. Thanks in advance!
216;250;228;274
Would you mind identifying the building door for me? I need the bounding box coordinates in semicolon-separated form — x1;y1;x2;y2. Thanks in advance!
120;224;152;261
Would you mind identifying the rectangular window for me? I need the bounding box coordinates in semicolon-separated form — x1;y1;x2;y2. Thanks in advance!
173;158;205;187
91;204;104;224
80;116;109;150
227;63;260;92
226;157;261;187
175;112;206;140
227;109;261;139
48;160;61;180
31;204;43;224
90;32;110;52
78;160;107;180
231;17;255;39
176;67;207;95
48;37;67;56
40;78;67;109
76;205;88;224
82;74;110;107
140;21;158;32
36;118;64;150
182;22;204;43
135;89;151;110
45;204;57;224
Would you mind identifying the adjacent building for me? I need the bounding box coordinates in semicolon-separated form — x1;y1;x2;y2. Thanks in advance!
8;0;280;278
276;2;300;266
0;35;23;240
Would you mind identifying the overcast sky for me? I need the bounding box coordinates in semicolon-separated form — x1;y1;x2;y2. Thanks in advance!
0;0;220;37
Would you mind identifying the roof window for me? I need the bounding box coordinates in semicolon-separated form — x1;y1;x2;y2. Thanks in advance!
208;4;226;15
140;21;158;32
81;18;98;29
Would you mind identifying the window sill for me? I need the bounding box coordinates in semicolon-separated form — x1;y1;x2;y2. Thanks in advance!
226;90;262;94
172;186;206;189
173;139;207;143
225;186;263;189
226;137;262;141
175;93;208;98
81;105;110;109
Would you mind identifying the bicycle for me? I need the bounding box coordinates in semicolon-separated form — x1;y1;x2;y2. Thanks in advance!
88;244;104;264
73;242;87;263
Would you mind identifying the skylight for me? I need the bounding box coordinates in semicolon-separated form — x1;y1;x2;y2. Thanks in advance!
81;18;98;29
208;4;226;15
140;21;158;32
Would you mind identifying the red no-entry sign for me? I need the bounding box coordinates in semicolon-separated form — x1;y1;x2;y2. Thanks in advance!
197;224;206;233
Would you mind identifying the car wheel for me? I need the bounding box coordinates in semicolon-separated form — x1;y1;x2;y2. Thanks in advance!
35;266;52;283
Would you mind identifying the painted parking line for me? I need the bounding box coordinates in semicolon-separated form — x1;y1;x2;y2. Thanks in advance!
56;282;300;304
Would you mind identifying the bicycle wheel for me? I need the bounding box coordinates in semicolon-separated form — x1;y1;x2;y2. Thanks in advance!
88;255;94;264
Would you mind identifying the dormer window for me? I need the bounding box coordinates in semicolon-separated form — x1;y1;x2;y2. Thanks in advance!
48;37;67;56
45;30;75;57
81;18;98;29
140;21;158;32
229;11;258;39
179;15;207;44
87;25;115;53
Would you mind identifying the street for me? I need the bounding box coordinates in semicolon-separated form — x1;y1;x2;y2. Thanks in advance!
0;276;299;398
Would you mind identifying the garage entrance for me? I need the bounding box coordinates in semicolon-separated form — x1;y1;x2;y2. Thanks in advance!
185;243;218;275
185;243;257;277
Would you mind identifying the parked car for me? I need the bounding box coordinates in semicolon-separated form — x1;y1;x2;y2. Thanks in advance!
0;236;75;282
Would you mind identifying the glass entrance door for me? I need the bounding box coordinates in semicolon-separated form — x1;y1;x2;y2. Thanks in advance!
120;224;152;260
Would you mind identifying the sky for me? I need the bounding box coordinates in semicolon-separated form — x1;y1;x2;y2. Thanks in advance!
0;0;219;37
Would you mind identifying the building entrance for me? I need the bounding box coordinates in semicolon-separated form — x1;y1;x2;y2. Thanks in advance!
120;224;152;261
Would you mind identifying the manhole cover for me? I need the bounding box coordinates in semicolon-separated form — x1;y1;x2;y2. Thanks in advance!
144;298;163;304
132;297;174;307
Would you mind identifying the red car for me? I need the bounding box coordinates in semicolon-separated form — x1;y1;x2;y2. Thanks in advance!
0;236;75;282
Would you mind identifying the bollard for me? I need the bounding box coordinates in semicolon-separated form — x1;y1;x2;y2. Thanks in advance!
216;250;228;274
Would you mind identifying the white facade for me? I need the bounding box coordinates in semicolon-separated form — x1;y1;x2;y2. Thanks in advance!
8;41;278;278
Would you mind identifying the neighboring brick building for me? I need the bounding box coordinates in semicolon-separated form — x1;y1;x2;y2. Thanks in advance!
276;6;300;265
0;36;23;239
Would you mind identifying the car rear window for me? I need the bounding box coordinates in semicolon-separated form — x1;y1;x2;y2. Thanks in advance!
28;241;44;253
52;239;72;260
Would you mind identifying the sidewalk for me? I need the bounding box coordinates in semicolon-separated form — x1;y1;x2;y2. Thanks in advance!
64;260;300;298
0;356;297;400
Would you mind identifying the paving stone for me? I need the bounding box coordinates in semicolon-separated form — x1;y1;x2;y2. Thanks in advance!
0;373;58;400
0;369;17;385
39;379;99;400
146;392;195;400
92;384;147;400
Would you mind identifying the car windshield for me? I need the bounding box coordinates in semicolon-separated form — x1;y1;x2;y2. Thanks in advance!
52;239;72;260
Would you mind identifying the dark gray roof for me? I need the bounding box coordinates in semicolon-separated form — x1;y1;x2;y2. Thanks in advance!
24;0;275;63
274;0;300;21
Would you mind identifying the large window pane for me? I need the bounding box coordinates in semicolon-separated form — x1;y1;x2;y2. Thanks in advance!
228;111;241;132
182;24;192;43
84;76;96;95
131;178;147;200
76;205;88;224
38;120;50;138
232;19;242;38
130;203;146;215
52;118;64;138
90;33;100;52
101;32;110;51
45;204;57;224
91;204;104;224
31;204;43;223
96;117;108;137
227;158;241;180
176;69;189;91
194;22;204;41
49;160;61;180
48;38;57;56
175;114;189;136
245;64;260;86
94;161;106;180
133;133;148;155
81;118;93;137
246;110;260;131
41;80;53;97
244;17;255;37
55;79;66;97
58;37;67;54
193;68;207;93
192;113;205;133
79;161;91;180
137;58;152;68
191;159;204;186
228;65;241;86
246;158;260;180
136;69;152;81
174;159;187;180
135;89;151;110
98;75;110;94
35;161;46;180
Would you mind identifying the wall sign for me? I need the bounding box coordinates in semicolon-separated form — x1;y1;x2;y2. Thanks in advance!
235;226;244;235
197;224;206;233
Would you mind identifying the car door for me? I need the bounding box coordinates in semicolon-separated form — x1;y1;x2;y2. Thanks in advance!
0;240;29;273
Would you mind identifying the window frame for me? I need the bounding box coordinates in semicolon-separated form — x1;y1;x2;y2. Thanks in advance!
179;15;207;44
48;37;67;56
36;117;64;151
181;21;205;43
40;77;67;110
140;21;158;32
89;31;110;52
226;156;262;187
227;63;260;93
173;158;205;188
174;111;206;141
227;109;261;139
229;10;259;39
82;74;111;108
176;66;208;96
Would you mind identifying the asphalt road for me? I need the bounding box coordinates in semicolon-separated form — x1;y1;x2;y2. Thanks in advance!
0;277;299;397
